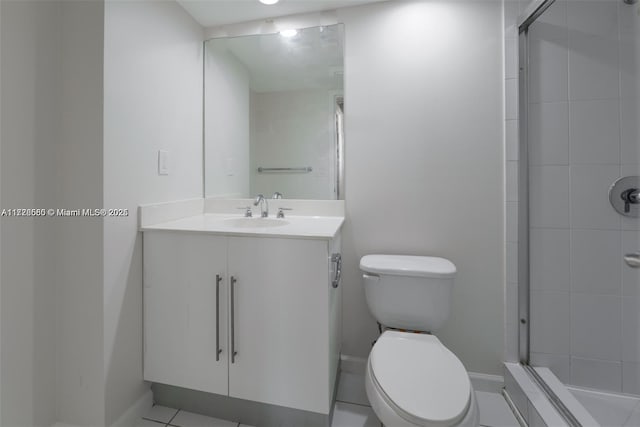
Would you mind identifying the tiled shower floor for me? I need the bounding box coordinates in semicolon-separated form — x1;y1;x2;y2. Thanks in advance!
138;372;519;427
570;387;640;427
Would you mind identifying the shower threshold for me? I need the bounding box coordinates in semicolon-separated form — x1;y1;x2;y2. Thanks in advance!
503;363;600;427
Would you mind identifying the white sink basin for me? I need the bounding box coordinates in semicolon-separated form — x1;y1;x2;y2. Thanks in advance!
224;217;290;228
141;212;344;239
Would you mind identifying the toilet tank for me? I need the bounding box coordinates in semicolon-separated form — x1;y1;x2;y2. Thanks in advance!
360;255;456;332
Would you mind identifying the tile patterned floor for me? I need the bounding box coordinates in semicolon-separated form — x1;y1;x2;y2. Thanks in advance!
475;391;520;427
139;406;240;427
139;373;519;427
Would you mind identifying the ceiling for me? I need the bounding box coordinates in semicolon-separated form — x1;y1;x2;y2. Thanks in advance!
177;0;387;28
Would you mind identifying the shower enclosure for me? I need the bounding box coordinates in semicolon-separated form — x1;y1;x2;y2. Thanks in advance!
517;0;640;424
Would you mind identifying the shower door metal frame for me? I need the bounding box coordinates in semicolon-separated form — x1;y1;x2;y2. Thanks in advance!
517;0;558;366
517;23;530;365
517;2;583;425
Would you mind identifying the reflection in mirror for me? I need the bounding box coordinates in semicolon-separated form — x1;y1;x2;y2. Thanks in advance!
204;24;344;200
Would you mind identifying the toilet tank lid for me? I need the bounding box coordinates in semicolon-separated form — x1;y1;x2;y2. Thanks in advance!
360;255;456;278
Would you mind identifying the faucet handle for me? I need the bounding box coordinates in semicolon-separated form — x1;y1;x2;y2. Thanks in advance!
236;206;252;217
272;192;283;199
277;207;292;218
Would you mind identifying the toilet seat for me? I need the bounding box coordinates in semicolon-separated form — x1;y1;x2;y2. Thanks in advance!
368;331;472;427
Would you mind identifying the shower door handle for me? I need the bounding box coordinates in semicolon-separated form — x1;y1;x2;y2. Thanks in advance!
624;253;640;268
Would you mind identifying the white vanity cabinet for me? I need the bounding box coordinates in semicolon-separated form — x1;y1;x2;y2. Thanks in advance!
143;231;342;415
227;237;333;413
143;232;229;395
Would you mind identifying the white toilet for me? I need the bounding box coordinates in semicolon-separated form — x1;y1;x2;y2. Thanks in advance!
360;255;479;427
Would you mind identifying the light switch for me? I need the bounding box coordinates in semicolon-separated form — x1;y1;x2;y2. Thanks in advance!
158;150;169;175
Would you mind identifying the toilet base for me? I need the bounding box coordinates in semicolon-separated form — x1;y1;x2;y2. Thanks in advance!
365;355;480;427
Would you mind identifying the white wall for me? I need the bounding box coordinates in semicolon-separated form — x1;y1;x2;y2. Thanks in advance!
337;0;505;374
103;1;204;424
1;1;105;426
204;45;250;198
250;89;336;199
1;1;203;424
0;1;3;422
1;2;60;425
57;2;105;425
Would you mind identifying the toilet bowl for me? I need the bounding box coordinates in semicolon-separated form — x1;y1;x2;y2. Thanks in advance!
364;331;479;427
360;255;479;427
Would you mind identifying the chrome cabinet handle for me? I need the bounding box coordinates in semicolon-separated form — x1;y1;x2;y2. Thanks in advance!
331;253;342;288
230;276;238;363
215;274;222;361
624;253;640;268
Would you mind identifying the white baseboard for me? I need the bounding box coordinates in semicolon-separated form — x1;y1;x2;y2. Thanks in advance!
340;354;367;375
469;372;504;393
110;389;153;427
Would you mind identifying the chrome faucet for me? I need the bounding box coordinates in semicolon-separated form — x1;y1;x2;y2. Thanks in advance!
253;194;269;218
272;192;283;199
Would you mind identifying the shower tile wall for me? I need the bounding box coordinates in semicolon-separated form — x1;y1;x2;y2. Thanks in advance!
526;0;640;393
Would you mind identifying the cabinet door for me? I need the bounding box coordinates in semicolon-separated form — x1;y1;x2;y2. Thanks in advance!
228;237;331;414
144;232;228;395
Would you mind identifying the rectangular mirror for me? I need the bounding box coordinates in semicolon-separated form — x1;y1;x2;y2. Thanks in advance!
204;24;344;200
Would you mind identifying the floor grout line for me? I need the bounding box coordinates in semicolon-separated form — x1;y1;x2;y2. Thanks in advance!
335;398;372;408
167;409;180;426
142;417;168;424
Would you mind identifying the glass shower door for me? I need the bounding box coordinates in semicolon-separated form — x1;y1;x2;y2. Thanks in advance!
524;0;640;423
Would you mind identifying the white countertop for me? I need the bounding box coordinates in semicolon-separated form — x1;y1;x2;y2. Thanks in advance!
140;213;344;240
